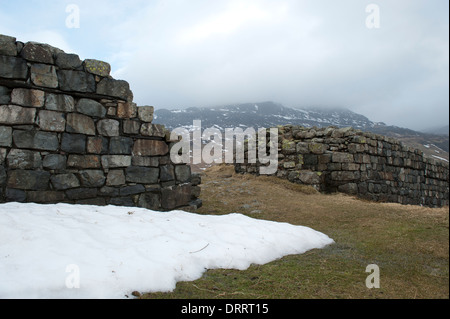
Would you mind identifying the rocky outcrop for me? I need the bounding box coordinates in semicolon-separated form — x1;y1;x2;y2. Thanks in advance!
0;34;201;210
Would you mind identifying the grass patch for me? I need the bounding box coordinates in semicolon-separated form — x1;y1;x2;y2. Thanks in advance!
141;165;449;299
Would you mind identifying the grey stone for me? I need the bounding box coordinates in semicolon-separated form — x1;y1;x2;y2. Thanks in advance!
123;120;141;135
175;165;191;183
11;88;45;107
0;86;10;104
332;152;354;163
76;198;107;206
106;170;126;186
0;148;6;165
120;184;145;196
57;70;96;93
0;34;17;56
0;105;36;125
67;155;101;169
5;188;26;202
87;136;109;154
55;52;82;70
0;56;28;79
43;154;67;170
191;174;201;186
298;171;321;184
27;191;66;203
109;136;133;155
76;98;107;118
97;119;120;137
7;170;50;190
66;113;96;135
125;166;159;184
30;64;58;88
99;186;120;197
109;197;135;207
7;149;42;169
338;183;358;195
84;59;111;77
138;193;161;210
140;123;166;137
161;185;192;210
97;78;133;101
37;110;66;132
0;166;6;185
132;156;159;167
101;155;132;169
13;130;59;151
45;93;75;112
0;126;12;147
66;188;98;200
50;173;80;190
61;133;86;154
132;139;169;156
78;170;106;188
20;42;54;64
160;165;175;182
138;106;154;123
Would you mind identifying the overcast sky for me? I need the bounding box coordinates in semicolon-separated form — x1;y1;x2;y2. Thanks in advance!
0;0;448;131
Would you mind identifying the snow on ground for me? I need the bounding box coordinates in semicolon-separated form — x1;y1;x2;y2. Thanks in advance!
0;202;334;299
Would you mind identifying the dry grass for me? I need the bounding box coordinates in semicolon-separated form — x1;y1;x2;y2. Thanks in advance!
142;164;449;299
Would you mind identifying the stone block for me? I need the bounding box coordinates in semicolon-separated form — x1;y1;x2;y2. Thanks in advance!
0;166;6;185
132;156;159;167
332;152;354;163
109;136;133;155
161;184;192;210
132;139;169;156
66;113;96;135
97;119;120;137
78;170;106;188
87;136;109;154
106;170;126;186
140;123;166;138
50;173;80;190
43;154;67;170
298;171;321;185
5;188;26;202
13;130;59;151
331;171;359;181
0;148;7;165
0;86;10;104
99;186;120;197
7;170;50;190
101;155;131;168
109;197;135;207
67;155;101;169
0;105;36;125
20;42;54;64
0;56;28;79
37;110;66;132
308;143;327;154
117;101;137;118
123;120;141;135
338;183;358;195
57;70;96;93
175;165;192;183
125;166;159;184
138;106;154;123
97;78;133;101
7;149;42;169
45;93;75;112
61;133;86;154
160;165;175;182
30;64;58;88
11;88;45;107
76;98;107;118
0;126;12;147
83;59;111;77
26;191;65;203
0;34;17;56
119;184;145;196
138;193;161;210
55;52;82;70
66;188;98;200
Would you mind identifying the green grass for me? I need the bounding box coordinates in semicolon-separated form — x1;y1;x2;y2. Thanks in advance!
141;165;449;299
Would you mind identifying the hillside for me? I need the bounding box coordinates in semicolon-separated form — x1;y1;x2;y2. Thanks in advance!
153;102;449;162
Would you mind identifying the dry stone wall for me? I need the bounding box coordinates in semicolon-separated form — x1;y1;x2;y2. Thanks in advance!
0;34;201;210
235;125;449;208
